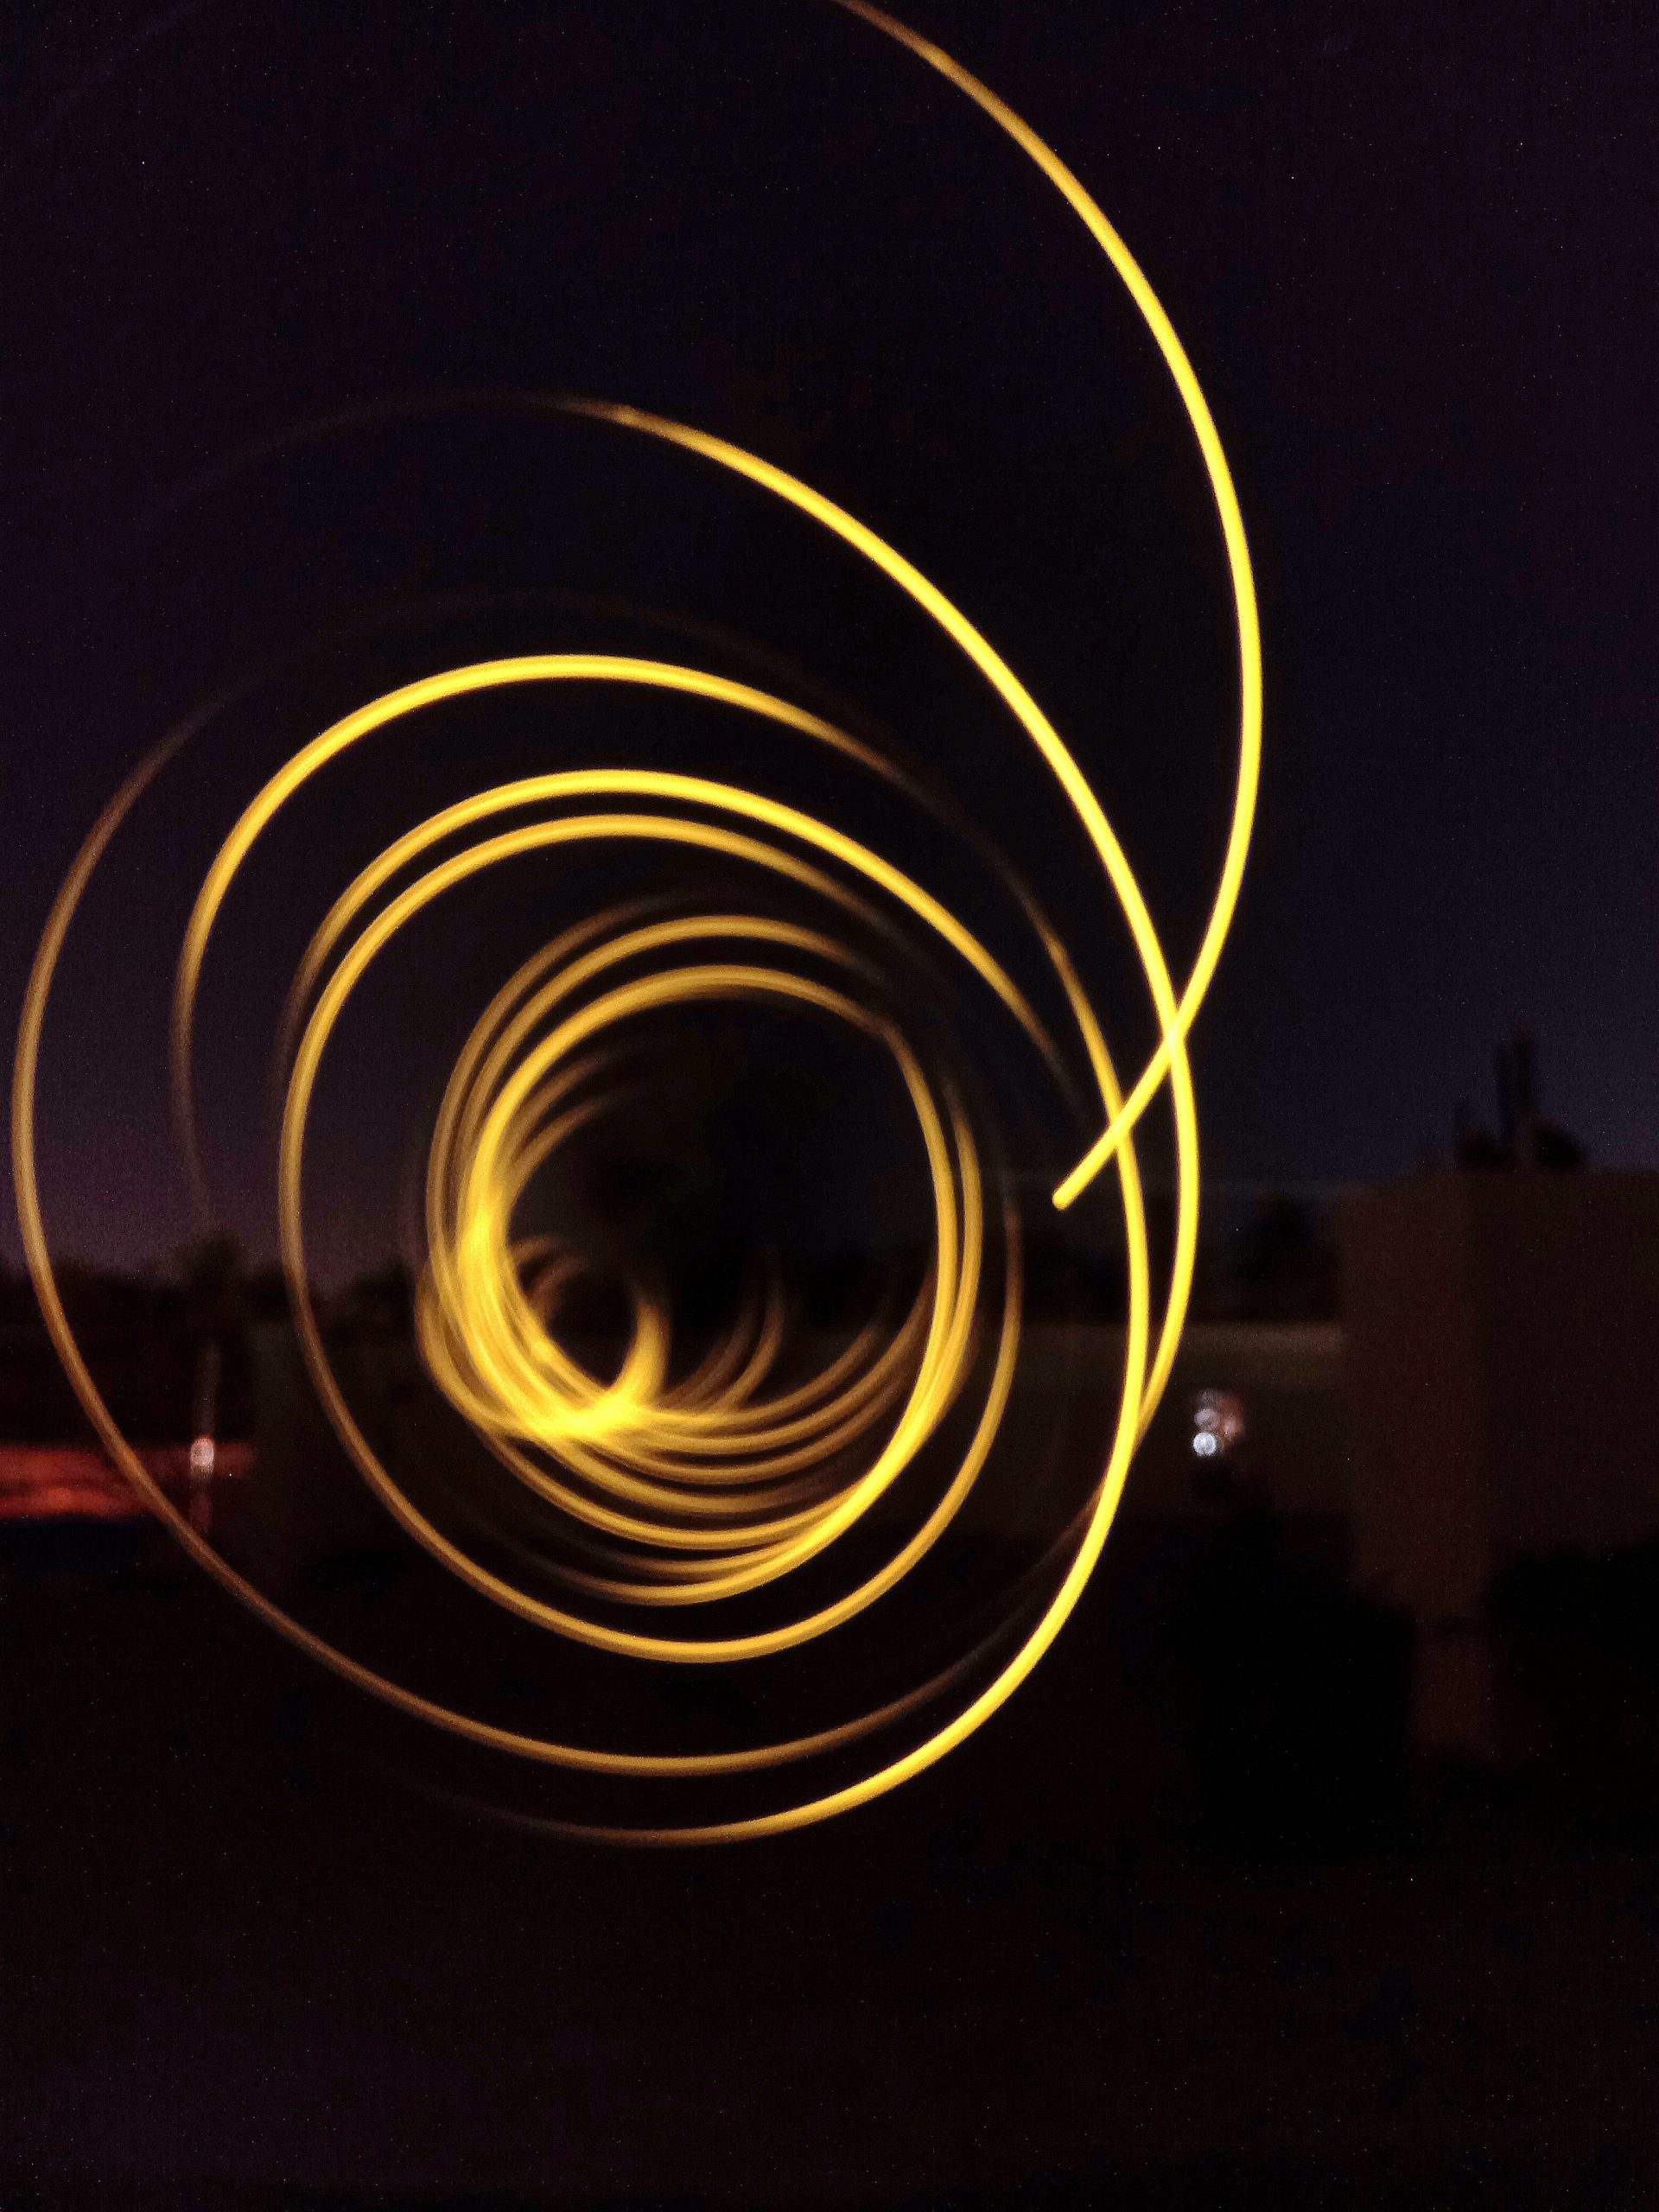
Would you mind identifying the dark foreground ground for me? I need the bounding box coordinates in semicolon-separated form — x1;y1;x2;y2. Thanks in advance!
2;1535;1656;2212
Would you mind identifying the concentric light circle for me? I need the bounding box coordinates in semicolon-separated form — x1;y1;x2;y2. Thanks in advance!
12;1;1259;1842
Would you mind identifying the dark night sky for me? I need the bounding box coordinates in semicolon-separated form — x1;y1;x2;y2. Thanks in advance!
2;0;1655;1275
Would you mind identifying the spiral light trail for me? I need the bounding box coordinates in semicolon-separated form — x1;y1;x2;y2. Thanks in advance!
11;1;1259;1842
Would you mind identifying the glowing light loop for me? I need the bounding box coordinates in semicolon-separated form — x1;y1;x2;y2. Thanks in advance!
11;1;1259;1842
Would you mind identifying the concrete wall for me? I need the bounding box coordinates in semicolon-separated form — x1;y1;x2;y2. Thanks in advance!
223;1316;1353;1580
1341;1172;1659;1754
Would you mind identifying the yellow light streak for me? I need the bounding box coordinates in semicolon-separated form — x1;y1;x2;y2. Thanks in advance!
11;2;1255;1842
